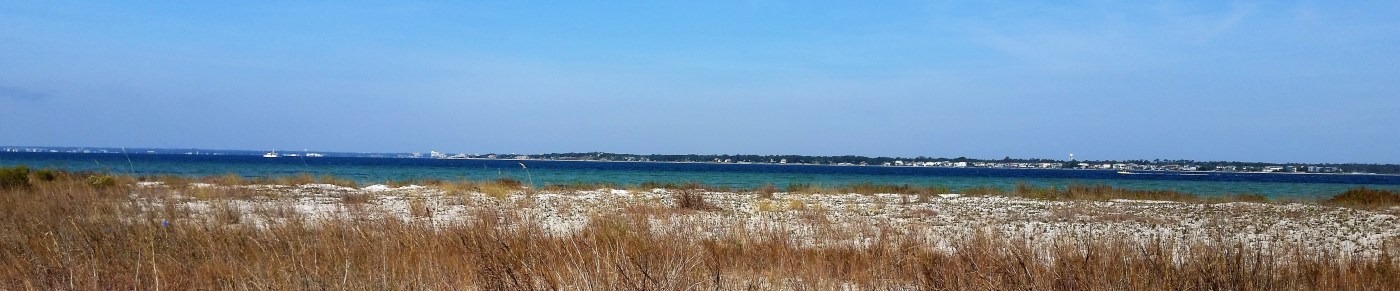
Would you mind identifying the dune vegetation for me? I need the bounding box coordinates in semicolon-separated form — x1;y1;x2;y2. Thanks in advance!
0;166;1396;289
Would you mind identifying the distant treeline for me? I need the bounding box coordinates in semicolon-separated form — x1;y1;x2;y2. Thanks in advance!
531;152;1005;165
525;152;1400;174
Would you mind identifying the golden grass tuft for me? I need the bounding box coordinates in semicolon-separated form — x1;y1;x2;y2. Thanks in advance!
786;199;806;211
478;180;520;200
757;199;777;212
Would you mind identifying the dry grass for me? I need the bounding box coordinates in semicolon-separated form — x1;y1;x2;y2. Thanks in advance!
425;178;526;199
407;196;431;218
341;192;373;204
961;185;1005;196
788;199;810;211
1327;187;1400;209
205;173;246;185
786;182;952;196
674;187;715;211
754;183;778;199
756;199;778;212
787;183;835;195
541;181;621;192
1006;182;1200;201
0;169;1397;289
952;182;1278;204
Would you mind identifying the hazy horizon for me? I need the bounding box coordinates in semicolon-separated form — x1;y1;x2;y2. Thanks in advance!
3;1;1398;164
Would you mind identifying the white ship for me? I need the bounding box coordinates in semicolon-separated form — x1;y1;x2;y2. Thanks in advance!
262;151;279;158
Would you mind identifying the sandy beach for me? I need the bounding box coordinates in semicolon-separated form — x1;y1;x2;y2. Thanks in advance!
143;182;1400;262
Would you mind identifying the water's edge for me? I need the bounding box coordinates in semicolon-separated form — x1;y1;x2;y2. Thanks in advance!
4;152;1398;199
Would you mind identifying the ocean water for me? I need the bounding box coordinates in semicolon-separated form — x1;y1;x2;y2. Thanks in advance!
3;152;1398;199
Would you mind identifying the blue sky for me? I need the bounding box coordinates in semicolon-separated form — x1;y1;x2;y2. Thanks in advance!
1;1;1397;163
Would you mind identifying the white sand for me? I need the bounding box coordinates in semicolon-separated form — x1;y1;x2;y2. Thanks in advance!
131;184;1400;260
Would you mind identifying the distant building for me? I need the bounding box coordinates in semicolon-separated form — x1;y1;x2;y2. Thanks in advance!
1306;166;1341;173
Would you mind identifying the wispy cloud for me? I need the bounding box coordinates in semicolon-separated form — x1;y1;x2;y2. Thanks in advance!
0;85;50;102
963;2;1264;72
1214;3;1258;35
1153;1;1259;44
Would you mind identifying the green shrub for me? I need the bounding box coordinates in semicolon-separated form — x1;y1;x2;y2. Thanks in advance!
0;166;30;189
34;169;57;181
86;175;117;188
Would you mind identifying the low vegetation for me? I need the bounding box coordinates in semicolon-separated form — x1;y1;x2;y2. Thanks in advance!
674;186;715;211
948;182;1283;204
0;165;28;189
787;182;953;195
1327;187;1400;209
0;166;1396;289
754;183;778;199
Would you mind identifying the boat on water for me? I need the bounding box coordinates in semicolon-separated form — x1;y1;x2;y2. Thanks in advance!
1117;170;1133;174
263;151;279;158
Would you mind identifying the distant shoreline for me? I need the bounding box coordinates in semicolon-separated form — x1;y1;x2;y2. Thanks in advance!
4;147;1396;176
418;156;1398;177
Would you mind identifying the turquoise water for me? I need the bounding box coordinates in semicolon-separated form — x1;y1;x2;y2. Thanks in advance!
3;152;1398;199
